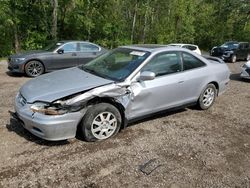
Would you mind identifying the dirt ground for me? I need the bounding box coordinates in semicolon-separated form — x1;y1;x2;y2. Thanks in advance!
0;60;249;188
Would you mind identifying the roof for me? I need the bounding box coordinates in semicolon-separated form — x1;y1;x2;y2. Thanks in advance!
168;43;198;47
58;40;94;43
121;44;169;52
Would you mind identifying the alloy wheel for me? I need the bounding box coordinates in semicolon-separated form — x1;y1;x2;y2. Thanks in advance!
26;61;44;77
247;54;250;61
202;88;215;107
91;112;117;140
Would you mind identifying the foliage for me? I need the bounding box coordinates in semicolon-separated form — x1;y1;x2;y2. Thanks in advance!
0;0;249;56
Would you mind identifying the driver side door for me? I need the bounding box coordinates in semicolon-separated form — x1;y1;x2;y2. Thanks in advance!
48;42;79;70
127;51;186;120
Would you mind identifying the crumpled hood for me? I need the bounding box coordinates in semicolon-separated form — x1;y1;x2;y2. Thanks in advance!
20;67;113;103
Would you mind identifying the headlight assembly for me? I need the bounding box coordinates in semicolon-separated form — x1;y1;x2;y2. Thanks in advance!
30;100;84;115
14;58;26;63
30;102;68;115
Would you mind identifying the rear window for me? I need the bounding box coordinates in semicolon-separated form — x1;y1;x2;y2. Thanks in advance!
183;45;197;51
182;52;206;71
79;43;100;52
244;43;249;49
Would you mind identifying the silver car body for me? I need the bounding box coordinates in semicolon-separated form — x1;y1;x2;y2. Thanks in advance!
240;60;250;79
14;45;230;141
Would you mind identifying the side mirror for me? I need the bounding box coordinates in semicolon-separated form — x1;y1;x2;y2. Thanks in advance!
139;71;156;81
57;48;64;54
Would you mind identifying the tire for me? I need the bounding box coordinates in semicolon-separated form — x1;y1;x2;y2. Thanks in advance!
25;60;44;77
81;103;122;142
246;54;250;61
197;84;217;110
231;55;237;63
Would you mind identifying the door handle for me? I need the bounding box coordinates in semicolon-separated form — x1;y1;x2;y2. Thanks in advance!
178;80;184;84
72;53;77;56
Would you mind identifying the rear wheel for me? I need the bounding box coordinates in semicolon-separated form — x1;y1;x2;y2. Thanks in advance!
246;54;250;61
25;60;44;77
197;84;217;110
231;55;237;63
81;103;122;142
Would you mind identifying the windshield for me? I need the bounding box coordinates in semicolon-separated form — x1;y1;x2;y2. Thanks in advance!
221;42;239;50
80;48;150;81
43;42;64;52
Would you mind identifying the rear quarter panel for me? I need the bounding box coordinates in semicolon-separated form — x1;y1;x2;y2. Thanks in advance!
201;60;230;96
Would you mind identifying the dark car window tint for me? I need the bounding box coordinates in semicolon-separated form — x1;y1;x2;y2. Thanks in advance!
182;52;206;71
221;42;239;50
183;45;197;51
142;52;181;77
79;43;99;52
62;43;77;52
239;43;245;49
245;43;249;49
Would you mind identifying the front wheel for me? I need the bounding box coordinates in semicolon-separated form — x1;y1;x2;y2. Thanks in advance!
25;60;44;77
81;103;122;142
197;84;217;110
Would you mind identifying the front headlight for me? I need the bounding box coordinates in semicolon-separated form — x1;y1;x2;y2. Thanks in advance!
30;102;68;115
14;58;26;63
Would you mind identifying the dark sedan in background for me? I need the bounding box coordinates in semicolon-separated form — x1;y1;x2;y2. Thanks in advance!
210;41;250;63
8;41;107;77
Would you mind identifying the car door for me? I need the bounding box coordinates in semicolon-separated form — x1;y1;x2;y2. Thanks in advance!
179;52;208;101
127;51;186;119
77;43;103;65
48;42;79;70
242;43;249;59
237;43;246;59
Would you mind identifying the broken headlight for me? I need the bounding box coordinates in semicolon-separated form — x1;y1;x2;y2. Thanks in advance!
30;102;68;115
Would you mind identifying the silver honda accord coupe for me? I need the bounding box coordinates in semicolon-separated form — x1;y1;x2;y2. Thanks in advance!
13;45;230;141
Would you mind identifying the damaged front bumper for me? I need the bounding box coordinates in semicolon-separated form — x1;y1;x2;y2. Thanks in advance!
13;83;132;141
13;96;85;141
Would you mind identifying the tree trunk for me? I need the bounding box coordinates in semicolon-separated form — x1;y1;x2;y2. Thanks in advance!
14;25;20;53
51;0;58;40
142;0;150;43
131;2;138;44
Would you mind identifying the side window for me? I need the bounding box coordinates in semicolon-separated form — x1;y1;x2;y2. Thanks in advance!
61;43;77;52
183;45;197;51
141;52;181;77
245;43;249;49
239;43;244;49
182;52;206;71
79;43;100;52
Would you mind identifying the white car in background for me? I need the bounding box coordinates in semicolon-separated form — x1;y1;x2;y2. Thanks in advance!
240;60;250;79
168;43;202;55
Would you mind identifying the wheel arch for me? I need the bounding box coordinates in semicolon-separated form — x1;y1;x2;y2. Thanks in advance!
77;97;127;132
208;81;219;95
